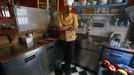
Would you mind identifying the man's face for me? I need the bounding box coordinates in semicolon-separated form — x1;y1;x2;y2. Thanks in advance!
65;6;72;13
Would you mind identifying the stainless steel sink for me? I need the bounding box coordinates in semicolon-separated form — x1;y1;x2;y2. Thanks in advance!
78;34;105;52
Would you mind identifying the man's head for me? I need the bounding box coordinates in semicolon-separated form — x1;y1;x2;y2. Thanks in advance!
64;0;73;13
65;5;72;13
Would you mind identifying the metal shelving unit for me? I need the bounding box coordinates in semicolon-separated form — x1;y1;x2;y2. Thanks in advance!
73;0;128;9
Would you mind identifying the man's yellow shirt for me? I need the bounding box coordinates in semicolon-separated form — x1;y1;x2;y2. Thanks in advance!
56;13;78;41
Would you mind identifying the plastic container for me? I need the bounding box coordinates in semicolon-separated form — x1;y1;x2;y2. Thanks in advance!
81;0;87;6
101;47;133;65
91;0;97;5
99;0;108;4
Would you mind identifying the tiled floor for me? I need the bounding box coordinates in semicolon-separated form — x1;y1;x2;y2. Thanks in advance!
50;61;94;75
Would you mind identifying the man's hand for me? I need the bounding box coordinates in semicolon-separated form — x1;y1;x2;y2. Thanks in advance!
66;25;75;31
58;25;73;31
67;25;76;31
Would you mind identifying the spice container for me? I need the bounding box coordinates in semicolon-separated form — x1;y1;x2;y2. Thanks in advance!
81;0;87;6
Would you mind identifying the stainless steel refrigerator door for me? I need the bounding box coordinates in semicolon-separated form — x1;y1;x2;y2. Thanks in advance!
3;48;42;75
77;49;101;71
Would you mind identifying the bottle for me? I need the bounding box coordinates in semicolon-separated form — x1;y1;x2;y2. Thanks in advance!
126;19;130;27
81;0;87;6
110;40;114;46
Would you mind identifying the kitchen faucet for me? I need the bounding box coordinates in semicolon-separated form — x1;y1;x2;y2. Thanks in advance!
87;15;94;30
86;15;95;43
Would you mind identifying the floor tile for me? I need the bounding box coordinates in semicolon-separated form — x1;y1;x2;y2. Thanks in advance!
53;61;94;75
71;67;78;73
70;64;75;68
50;71;55;75
79;71;87;75
76;66;84;72
71;72;79;75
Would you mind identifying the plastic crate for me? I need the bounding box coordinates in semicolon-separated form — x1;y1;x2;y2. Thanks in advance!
101;46;133;65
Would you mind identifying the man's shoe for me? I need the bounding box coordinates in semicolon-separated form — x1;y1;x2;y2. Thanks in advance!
65;72;70;75
55;69;63;75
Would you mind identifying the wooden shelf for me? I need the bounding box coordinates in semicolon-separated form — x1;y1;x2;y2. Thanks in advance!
37;0;49;11
17;27;48;35
0;29;18;36
39;2;46;4
0;17;16;24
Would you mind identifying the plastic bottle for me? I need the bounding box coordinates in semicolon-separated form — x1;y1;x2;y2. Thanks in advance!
81;0;87;6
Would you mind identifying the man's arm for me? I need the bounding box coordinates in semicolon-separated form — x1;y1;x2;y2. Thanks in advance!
58;25;73;31
68;14;79;31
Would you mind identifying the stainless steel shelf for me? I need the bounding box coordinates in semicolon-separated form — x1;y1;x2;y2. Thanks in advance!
78;14;126;16
73;0;128;9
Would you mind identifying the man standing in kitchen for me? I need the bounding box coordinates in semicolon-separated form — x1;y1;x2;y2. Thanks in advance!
55;0;78;75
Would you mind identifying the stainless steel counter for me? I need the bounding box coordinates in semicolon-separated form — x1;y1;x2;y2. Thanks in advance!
0;43;43;64
0;39;57;64
0;38;61;75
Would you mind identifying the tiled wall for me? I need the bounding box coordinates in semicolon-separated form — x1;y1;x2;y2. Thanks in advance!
77;14;129;42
